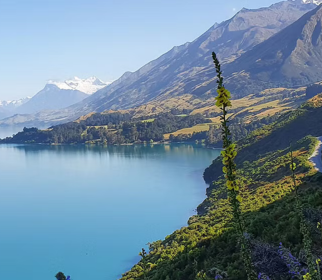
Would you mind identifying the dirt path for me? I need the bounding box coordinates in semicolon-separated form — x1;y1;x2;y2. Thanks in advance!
309;136;322;173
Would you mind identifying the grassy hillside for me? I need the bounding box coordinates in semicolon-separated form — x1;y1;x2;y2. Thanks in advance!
204;94;322;185
128;86;306;120
120;85;307;141
119;95;322;280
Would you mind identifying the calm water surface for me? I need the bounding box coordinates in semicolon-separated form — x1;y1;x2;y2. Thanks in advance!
0;143;220;280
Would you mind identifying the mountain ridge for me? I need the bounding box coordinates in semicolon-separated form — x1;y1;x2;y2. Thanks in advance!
0;0;319;127
221;3;322;96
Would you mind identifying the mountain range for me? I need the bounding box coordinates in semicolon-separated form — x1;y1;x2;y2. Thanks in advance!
0;97;31;119
67;0;319;112
15;77;109;114
1;0;322;127
222;3;322;95
0;77;109;119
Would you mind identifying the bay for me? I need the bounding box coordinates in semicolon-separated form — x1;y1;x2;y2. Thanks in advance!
0;143;220;280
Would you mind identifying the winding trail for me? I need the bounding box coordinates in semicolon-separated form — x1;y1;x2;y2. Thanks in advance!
309;136;322;173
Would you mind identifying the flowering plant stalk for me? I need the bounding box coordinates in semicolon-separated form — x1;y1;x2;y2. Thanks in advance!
212;52;257;280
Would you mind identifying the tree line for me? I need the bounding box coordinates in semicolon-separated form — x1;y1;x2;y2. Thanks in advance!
0;113;211;145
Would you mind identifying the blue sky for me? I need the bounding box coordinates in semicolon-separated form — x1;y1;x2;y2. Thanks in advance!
0;0;279;100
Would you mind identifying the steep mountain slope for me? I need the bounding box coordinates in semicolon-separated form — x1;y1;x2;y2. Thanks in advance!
221;3;322;96
70;0;315;113
15;77;109;114
168;3;322;101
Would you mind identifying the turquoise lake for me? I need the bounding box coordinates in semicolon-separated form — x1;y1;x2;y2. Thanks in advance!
0;143;220;280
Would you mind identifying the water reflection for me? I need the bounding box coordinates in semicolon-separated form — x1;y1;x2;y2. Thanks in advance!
5;143;218;160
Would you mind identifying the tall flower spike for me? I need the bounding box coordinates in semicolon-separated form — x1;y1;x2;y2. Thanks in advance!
212;51;257;280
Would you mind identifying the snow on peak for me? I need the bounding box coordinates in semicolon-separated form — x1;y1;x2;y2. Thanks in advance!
47;77;111;94
0;97;31;109
289;0;322;4
301;0;322;4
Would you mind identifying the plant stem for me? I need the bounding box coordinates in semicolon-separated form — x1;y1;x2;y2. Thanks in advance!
212;52;257;280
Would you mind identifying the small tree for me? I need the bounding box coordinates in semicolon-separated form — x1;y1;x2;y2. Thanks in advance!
139;248;149;279
55;272;66;280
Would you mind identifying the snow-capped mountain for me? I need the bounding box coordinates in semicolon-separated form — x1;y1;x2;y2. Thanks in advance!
48;77;110;95
293;0;322;5
302;0;322;5
0;97;31;119
15;84;87;114
0;97;31;110
12;77;110;115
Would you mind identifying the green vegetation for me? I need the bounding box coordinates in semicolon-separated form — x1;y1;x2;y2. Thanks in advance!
164;123;212;140
121;130;322;279
168;114;282;146
2;59;322;280
0;113;211;145
55;272;67;280
119;80;322;278
204;94;322;185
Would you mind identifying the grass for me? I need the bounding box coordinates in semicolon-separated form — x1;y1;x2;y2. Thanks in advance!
81;126;117;137
111;84;306;124
208;114;233;124
164;123;211;140
87;125;109;129
75;112;95;123
141;119;155;123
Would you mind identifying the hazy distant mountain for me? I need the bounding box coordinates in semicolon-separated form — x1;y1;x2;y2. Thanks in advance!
0;97;31;119
15;77;109;114
0;0;319;127
0;97;31;110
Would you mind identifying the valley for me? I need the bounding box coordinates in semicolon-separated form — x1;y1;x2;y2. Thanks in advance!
1;0;322;279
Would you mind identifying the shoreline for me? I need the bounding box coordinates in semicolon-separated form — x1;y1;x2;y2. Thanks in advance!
0;140;222;149
309;136;322;172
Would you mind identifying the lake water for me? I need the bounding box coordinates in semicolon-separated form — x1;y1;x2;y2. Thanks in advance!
0;143;220;280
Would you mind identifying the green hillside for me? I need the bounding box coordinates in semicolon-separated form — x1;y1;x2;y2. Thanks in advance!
204;94;322;186
120;94;322;280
